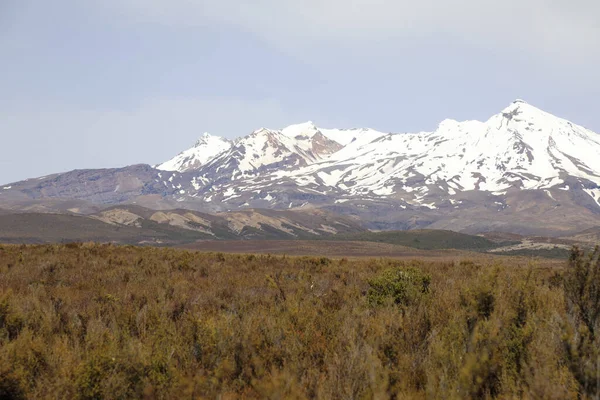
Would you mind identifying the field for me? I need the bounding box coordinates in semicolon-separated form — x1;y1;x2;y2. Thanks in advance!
1;243;599;399
180;239;480;258
179;240;567;266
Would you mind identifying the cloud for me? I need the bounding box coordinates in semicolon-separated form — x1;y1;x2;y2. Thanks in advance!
103;0;600;65
0;96;306;184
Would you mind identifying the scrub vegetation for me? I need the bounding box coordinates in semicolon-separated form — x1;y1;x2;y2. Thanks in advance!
0;243;599;399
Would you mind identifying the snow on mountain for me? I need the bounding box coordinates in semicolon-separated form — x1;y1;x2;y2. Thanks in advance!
230;127;314;173
156;133;231;172
320;127;387;147
413;100;600;193
159;100;600;210
405;100;600;193
280;121;321;139
4;100;600;235
166;123;344;186
158;122;386;176
279;121;385;149
249;101;595;202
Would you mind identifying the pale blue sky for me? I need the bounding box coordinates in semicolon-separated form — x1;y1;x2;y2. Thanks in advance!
1;0;599;184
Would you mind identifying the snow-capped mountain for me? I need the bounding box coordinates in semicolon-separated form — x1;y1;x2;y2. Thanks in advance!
3;100;600;235
156;133;231;172
152;100;600;209
191;123;345;185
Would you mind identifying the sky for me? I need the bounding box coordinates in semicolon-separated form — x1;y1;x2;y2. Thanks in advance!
1;0;599;185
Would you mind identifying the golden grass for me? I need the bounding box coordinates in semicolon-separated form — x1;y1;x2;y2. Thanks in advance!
0;243;594;399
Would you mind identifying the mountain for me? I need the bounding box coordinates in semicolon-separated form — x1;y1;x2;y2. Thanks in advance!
156;133;232;172
188;122;344;184
2;100;600;236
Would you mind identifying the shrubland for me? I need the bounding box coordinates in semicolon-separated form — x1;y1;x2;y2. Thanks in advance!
0;243;598;399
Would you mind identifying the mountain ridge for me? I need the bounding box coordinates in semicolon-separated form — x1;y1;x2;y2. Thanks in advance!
2;100;600;236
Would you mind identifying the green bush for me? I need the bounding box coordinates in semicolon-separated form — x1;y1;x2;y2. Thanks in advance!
367;266;431;307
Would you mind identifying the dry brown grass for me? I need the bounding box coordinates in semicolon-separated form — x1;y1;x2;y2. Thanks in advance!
179;240;565;266
0;243;593;399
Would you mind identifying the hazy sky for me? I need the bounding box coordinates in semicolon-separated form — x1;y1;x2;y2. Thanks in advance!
1;0;599;184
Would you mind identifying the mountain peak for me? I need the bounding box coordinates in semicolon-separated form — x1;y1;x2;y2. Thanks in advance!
288;121;316;128
502;99;528;112
496;100;554;123
281;121;319;138
194;132;220;146
157;133;232;172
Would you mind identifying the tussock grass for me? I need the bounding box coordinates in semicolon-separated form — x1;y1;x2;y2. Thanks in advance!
0;243;595;399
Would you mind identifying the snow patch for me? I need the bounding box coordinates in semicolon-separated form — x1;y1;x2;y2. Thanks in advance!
583;188;600;207
223;187;236;197
544;190;556;201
